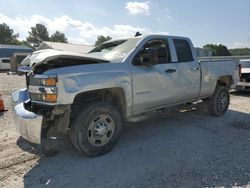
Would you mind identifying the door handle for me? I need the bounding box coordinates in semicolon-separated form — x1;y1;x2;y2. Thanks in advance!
191;67;199;71
165;69;176;73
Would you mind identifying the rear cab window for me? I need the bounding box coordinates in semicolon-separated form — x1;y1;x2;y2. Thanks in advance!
173;39;194;62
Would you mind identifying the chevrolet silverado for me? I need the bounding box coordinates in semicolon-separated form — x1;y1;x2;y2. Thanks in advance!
12;34;239;156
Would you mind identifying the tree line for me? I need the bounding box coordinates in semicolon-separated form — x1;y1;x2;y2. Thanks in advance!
229;48;250;56
0;22;250;56
0;22;112;49
203;44;250;56
0;23;68;48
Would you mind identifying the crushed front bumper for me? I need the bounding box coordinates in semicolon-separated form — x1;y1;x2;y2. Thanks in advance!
11;89;43;144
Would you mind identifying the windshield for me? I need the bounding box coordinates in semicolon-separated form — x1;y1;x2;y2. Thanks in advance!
88;38;141;61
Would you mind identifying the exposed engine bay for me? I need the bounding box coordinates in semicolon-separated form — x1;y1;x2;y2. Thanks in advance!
20;49;110;74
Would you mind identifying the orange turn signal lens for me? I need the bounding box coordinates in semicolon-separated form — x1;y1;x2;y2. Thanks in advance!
44;94;57;102
44;78;57;86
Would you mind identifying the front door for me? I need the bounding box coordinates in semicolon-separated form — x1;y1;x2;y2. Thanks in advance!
131;38;180;113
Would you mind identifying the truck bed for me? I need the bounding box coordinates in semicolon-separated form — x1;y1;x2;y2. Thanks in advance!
199;60;239;98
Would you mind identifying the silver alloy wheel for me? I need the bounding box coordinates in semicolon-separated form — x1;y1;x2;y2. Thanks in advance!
218;92;228;111
87;114;115;146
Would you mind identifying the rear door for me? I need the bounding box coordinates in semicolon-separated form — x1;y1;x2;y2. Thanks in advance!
171;38;201;101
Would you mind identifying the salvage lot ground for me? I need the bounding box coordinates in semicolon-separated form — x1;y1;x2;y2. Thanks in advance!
0;73;250;188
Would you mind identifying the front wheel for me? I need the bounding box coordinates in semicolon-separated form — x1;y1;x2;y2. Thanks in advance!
70;102;122;157
207;85;230;116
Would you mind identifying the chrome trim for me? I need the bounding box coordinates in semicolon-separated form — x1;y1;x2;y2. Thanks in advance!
28;100;58;105
33;74;57;79
11;89;43;144
14;103;43;144
11;88;30;104
28;85;57;94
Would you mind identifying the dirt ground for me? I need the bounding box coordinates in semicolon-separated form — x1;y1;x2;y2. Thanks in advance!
0;72;250;188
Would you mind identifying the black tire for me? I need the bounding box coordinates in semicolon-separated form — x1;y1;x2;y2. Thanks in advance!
70;102;122;157
207;85;230;116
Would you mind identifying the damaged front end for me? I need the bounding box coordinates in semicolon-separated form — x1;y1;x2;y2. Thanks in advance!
11;75;71;144
11;76;60;145
12;49;109;144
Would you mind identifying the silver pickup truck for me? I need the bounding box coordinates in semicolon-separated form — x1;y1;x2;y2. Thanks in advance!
12;34;239;156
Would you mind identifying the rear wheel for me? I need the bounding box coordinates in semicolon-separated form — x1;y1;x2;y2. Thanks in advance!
207;85;230;116
70;102;122;157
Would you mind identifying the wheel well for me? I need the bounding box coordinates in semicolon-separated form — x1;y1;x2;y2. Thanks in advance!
217;76;233;89
71;88;126;119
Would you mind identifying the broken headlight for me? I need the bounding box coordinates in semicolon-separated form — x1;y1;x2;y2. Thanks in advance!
28;75;58;103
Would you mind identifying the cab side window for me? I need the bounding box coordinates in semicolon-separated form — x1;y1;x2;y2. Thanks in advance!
173;39;194;62
142;39;171;64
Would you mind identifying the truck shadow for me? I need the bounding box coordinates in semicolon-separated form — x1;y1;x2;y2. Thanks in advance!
19;104;250;188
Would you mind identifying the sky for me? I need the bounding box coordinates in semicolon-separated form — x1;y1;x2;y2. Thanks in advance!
0;0;250;48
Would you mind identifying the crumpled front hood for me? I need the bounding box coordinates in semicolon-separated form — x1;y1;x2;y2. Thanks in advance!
21;49;109;67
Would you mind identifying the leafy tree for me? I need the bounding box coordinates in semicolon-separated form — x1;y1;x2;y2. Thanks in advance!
95;35;112;46
203;44;231;56
0;23;20;44
229;48;250;56
26;24;50;48
50;31;68;43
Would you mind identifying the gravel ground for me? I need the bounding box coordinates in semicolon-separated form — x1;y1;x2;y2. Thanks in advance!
0;72;250;188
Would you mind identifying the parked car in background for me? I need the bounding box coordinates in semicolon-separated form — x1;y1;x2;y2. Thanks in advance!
237;59;250;91
12;34;239;157
0;58;10;70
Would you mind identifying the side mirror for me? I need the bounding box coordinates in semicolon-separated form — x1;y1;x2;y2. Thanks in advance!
133;48;158;66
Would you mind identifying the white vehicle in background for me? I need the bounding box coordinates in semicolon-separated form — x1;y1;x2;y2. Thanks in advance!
237;59;250;91
0;58;10;70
